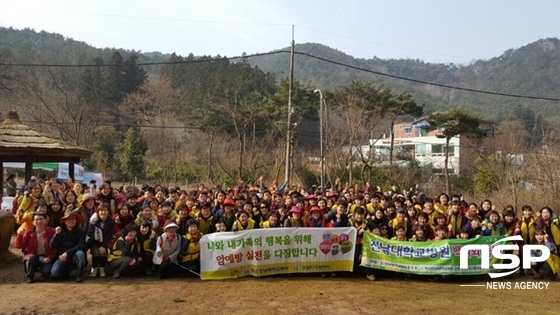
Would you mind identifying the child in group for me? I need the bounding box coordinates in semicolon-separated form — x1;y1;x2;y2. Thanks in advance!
481;210;506;236
181;219;202;275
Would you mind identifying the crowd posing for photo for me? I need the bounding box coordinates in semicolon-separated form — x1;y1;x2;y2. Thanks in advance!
10;175;560;283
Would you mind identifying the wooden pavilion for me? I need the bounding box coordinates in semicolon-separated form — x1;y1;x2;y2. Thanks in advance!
0;110;92;194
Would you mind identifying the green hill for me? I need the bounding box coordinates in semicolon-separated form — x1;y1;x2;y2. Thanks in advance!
1;27;559;121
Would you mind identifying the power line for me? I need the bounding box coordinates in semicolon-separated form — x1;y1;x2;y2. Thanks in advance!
2;50;560;102
0;51;289;67
293;51;560;102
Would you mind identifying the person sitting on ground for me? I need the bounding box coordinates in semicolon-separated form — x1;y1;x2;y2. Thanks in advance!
50;211;87;282
107;223;140;278
15;212;56;283
180;219;202;276
86;203;114;278
531;229;560;280
153;220;182;279
137;220;156;275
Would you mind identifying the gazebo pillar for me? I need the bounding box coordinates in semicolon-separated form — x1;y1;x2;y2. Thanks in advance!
69;161;75;182
0;162;3;196
25;161;33;186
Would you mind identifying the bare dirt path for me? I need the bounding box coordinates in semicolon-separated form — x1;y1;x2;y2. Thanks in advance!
1;236;559;315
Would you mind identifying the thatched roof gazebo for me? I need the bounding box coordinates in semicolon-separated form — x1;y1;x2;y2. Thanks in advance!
0;110;92;194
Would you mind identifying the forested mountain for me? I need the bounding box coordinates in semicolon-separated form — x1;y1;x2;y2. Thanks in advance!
248;39;560;120
1;27;558;122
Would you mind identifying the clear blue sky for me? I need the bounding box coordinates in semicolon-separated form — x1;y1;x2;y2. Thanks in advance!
1;0;559;64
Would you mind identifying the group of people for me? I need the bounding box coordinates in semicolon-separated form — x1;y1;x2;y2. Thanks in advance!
9;175;560;283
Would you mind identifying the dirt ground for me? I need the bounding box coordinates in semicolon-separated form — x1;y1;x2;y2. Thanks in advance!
1;235;559;315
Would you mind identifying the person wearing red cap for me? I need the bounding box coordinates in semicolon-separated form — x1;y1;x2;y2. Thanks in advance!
306;205;326;228
218;197;237;231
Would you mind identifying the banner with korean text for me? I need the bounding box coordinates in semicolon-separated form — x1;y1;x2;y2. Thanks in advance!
200;228;357;280
361;232;503;275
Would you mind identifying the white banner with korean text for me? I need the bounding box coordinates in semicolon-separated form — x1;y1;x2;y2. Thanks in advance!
200;228;357;280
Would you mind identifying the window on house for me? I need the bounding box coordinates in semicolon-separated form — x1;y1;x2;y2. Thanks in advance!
416;126;428;137
431;144;454;156
416;144;426;157
403;125;412;134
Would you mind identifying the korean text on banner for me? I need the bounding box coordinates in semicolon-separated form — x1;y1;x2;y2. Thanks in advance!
361;232;504;275
200;228;357;280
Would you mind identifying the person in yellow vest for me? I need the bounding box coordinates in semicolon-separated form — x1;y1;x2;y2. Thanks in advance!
180;219;202;275
532;229;560;280
232;211;255;231
107;224;139;278
535;207;560;251
16;183;45;233
433;193;449;214
195;202;215;235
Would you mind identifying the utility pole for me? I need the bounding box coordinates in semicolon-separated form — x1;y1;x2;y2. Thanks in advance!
314;89;325;190
284;26;295;185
